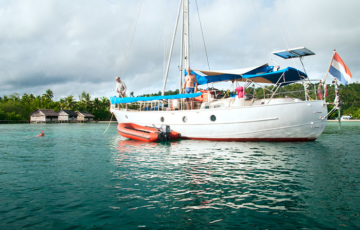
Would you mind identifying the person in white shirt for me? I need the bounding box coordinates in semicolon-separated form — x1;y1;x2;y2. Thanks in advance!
115;76;127;109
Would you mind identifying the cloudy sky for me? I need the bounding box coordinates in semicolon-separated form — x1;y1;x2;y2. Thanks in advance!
1;0;359;100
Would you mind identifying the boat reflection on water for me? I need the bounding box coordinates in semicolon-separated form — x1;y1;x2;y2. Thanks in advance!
117;139;158;151
110;137;357;227
112;140;311;211
116;139;180;152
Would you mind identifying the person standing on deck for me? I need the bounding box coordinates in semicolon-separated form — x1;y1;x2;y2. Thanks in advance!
183;67;198;110
116;76;127;109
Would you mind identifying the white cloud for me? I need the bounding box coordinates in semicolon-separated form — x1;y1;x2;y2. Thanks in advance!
0;0;359;101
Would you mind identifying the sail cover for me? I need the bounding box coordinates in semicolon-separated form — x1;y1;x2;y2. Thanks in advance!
190;64;271;85
190;65;307;86
111;92;202;104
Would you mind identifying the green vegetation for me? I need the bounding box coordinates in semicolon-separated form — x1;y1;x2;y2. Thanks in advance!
0;90;112;121
1;83;359;121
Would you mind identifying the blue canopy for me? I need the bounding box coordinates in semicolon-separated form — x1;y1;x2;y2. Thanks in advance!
187;66;307;86
242;67;307;85
186;65;273;85
110;92;202;104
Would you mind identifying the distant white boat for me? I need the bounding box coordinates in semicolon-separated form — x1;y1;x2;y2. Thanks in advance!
341;115;352;120
110;0;335;141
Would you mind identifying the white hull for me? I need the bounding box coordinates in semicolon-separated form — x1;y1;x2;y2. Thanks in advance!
111;99;328;141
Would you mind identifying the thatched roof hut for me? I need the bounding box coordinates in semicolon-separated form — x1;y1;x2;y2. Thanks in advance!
76;111;95;122
30;109;58;123
58;109;77;123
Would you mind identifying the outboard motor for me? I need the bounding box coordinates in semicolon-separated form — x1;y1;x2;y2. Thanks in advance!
160;125;171;141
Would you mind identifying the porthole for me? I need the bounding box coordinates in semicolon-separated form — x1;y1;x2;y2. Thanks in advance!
182;116;187;123
210;115;216;122
125;115;128;119
160;117;164;122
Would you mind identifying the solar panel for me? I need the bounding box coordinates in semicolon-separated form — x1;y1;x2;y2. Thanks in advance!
272;47;315;59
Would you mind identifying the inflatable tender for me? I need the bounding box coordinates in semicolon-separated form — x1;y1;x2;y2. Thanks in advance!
117;123;180;142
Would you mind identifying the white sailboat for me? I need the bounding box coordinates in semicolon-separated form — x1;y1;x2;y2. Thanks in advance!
110;0;333;142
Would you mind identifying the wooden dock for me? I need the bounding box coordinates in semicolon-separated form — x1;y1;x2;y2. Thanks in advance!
0;120;30;124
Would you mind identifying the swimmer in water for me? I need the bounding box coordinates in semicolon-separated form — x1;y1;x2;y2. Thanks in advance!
36;131;45;137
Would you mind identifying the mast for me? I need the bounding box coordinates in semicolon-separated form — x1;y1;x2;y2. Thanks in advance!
183;0;190;69
179;1;184;94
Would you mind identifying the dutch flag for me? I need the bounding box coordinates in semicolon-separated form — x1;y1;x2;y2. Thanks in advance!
329;52;352;85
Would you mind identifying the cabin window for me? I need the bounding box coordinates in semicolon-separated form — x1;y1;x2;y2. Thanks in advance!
125;115;128;119
182;116;187;123
210;115;216;122
160;117;164;122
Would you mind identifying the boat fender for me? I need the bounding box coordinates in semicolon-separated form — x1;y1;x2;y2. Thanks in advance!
318;84;322;100
236;87;244;98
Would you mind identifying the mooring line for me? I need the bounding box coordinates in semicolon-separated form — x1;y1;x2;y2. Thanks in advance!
103;112;114;134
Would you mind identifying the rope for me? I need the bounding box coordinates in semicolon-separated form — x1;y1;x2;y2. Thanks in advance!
103;112;114;134
195;0;210;70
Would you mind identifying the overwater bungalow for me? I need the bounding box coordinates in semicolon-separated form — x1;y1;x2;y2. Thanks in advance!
76;111;95;123
30;109;58;123
58;109;77;123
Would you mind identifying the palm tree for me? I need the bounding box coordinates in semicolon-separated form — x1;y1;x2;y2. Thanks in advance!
79;91;92;111
64;96;76;110
21;93;30;104
101;97;110;110
59;98;65;110
43;89;54;101
29;94;35;101
93;98;101;111
9;93;20;101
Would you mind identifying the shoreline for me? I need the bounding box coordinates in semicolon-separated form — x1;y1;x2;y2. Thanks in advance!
327;120;360;122
1;120;359;124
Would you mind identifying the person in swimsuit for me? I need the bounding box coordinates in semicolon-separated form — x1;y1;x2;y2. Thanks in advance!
36;131;45;137
183;67;198;110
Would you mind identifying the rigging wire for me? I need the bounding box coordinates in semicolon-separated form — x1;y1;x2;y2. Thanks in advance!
231;0;249;67
271;3;306;81
120;0;143;79
164;0;175;80
277;8;295;48
195;0;210;70
278;0;305;45
115;0;141;77
251;0;272;60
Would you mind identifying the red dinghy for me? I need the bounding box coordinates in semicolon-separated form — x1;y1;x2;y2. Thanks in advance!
117;123;180;142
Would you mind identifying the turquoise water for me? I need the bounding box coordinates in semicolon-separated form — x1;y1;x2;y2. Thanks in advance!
0;122;359;229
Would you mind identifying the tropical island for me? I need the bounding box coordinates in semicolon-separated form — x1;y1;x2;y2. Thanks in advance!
1;83;359;122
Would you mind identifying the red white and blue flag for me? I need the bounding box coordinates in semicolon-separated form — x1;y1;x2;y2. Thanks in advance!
329;52;352;85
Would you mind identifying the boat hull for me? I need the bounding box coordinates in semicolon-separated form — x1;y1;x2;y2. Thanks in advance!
111;100;328;142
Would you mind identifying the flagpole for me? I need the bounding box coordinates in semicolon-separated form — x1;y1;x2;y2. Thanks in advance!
324;49;336;83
